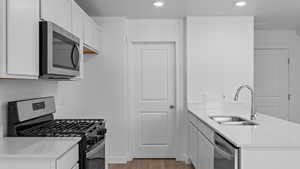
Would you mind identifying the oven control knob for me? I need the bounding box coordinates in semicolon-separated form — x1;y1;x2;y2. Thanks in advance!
87;137;97;145
97;128;107;135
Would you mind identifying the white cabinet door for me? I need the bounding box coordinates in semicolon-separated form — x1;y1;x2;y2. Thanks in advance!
56;145;79;169
71;2;83;39
40;0;72;31
90;23;97;49
6;0;39;77
189;123;199;169
83;13;94;48
71;1;84;78
198;131;214;169
83;13;99;51
95;26;103;52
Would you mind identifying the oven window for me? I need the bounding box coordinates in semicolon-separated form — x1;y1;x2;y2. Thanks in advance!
52;32;79;70
86;141;105;169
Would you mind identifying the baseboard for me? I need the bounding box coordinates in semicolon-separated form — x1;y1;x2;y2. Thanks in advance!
107;155;130;164
176;153;190;164
108;154;190;164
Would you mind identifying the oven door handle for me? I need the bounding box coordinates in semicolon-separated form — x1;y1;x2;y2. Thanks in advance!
86;139;105;158
214;142;233;160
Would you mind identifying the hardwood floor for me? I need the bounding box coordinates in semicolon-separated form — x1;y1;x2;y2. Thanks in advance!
109;159;194;169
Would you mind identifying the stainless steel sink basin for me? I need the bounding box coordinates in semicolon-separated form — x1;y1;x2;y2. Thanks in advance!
209;116;258;126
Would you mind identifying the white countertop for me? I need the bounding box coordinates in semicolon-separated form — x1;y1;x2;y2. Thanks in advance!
188;103;300;149
0;137;81;158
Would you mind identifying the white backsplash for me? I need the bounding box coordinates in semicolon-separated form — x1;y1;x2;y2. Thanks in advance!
0;79;59;136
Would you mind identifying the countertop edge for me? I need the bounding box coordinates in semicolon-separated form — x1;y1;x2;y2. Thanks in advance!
188;109;300;149
0;137;81;159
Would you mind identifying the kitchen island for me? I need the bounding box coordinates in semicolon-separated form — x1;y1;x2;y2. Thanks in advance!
188;103;300;169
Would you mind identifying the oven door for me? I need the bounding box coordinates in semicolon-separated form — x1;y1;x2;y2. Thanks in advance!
86;139;105;169
40;21;80;78
214;134;239;169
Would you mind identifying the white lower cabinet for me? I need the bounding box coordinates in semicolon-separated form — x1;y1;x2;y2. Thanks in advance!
56;144;79;169
189;113;214;169
0;144;79;169
198;130;214;169
189;123;199;168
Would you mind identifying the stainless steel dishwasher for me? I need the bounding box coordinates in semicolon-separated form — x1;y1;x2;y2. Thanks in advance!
214;134;239;169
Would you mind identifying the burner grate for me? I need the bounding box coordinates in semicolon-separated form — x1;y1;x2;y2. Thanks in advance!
19;119;103;136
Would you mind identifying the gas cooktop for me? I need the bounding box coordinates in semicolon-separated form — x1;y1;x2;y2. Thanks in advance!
18;119;105;137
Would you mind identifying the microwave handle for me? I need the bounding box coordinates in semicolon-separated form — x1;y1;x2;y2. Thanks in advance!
71;45;79;68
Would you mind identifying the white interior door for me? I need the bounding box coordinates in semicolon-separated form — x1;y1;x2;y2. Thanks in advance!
254;49;289;120
133;42;175;158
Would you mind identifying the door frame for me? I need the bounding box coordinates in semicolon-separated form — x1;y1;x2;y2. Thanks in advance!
131;42;176;158
127;40;184;161
254;47;291;119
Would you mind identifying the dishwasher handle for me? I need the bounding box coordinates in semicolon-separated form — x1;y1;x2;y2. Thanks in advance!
214;141;234;160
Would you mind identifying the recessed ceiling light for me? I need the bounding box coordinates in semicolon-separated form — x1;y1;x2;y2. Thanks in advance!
153;1;165;8
235;1;247;7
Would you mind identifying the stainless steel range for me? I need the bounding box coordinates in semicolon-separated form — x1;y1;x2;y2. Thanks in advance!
7;96;106;169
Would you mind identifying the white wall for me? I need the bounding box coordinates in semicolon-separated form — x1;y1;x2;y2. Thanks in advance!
255;30;300;123
84;17;129;163
186;17;254;112
57;17;129;163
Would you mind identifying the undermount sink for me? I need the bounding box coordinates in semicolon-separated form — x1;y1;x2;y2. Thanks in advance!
209;116;258;126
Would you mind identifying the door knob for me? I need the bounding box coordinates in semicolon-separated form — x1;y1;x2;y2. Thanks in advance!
169;105;175;109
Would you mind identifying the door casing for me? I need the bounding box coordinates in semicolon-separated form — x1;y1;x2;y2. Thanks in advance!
127;40;184;161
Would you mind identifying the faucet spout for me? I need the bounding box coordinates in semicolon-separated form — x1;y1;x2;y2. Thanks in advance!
234;85;256;120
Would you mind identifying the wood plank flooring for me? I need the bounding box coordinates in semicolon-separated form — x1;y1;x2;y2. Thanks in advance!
109;159;194;169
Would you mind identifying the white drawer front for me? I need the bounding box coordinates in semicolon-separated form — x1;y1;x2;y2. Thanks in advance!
188;112;214;142
196;118;214;142
57;144;79;169
188;112;198;127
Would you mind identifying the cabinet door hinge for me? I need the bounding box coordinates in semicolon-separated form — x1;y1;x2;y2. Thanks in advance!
288;58;290;64
288;93;291;101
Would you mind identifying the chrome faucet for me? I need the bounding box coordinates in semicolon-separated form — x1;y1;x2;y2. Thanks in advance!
234;85;256;120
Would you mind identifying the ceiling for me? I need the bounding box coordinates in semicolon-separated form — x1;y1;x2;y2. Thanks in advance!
74;0;300;29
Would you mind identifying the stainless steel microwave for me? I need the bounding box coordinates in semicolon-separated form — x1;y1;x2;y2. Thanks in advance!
39;21;80;79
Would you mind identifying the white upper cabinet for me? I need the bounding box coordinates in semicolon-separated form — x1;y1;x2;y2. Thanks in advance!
186;17;254;105
71;1;84;39
71;1;84;78
95;26;103;52
83;13;101;52
40;0;72;31
40;0;101;53
83;13;95;49
0;0;39;79
0;0;101;80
